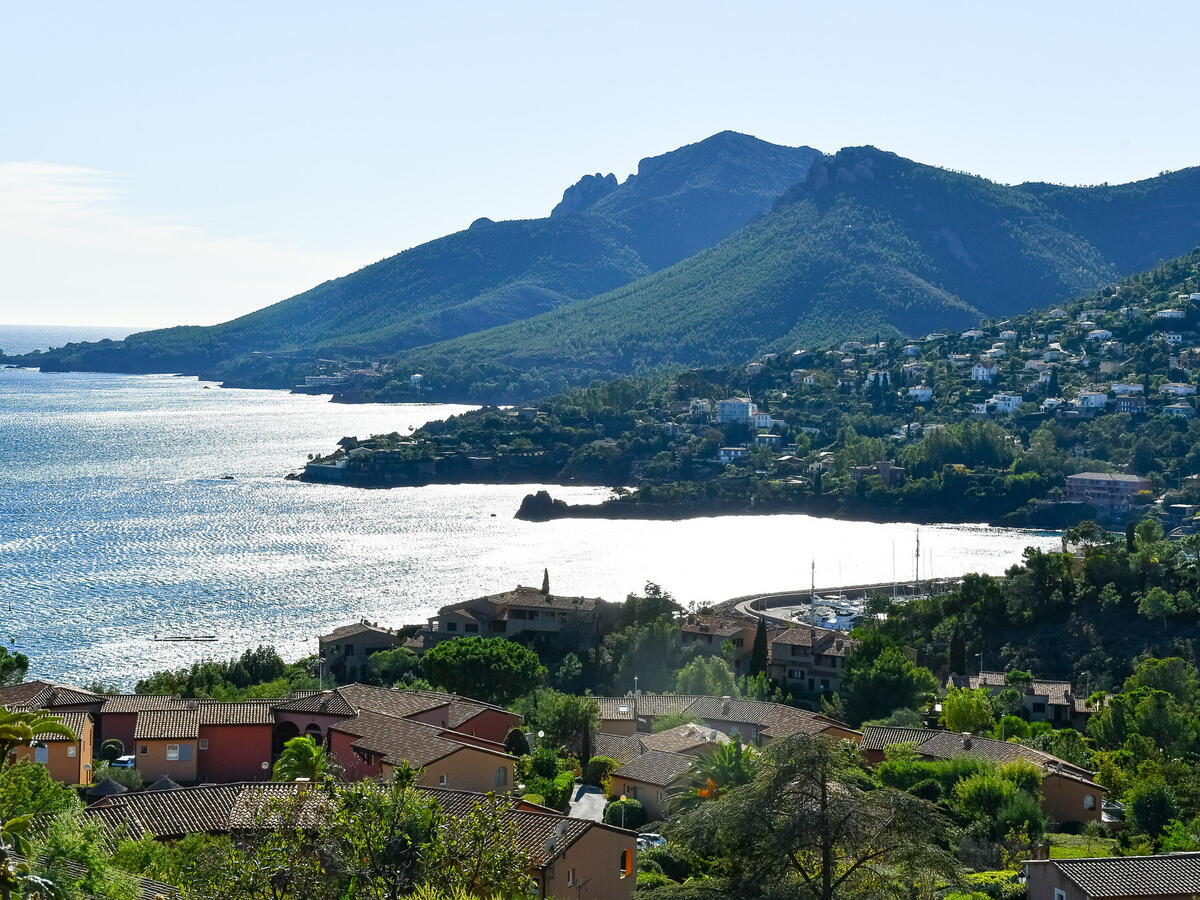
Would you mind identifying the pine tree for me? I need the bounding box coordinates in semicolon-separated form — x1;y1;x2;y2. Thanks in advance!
541;568;550;595
749;617;768;676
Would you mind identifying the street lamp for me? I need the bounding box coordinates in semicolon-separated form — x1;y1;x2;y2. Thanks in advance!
619;794;628;829
975;651;984;675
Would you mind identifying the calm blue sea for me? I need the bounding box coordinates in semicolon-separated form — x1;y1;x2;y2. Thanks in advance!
0;367;1061;687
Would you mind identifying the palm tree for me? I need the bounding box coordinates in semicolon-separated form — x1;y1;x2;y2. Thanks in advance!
672;741;760;810
272;735;335;783
0;708;77;770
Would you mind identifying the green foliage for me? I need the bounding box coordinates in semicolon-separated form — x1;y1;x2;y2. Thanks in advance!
134;644;293;699
584;756;618;787
748;617;768;677
366;647;421;687
91;763;142;792
99;739;124;764
0;760;77;822
0;707;77;765
603;797;646;829
840;632;938;726
674;656;739;697
651;711;705;733
33;809;140;900
942;687;998;735
272;735;334;784
0;648;29;686
1128;776;1179;840
420;637;545;706
503;727;529;757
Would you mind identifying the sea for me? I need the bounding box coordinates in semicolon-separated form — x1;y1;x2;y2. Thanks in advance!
0;331;1063;687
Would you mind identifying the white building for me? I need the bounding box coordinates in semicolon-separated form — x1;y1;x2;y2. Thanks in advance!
908;385;933;402
1157;309;1185;319
1087;329;1113;342
962;329;985;341
999;330;1018;342
1076;390;1109;408
1161;382;1198;396
1041;397;1065;411
410;373;424;387
1111;383;1144;396
988;393;1023;413
689;398;712;417
904;344;922;356
717;398;755;423
971;361;998;383
753;411;773;429
718;446;749;464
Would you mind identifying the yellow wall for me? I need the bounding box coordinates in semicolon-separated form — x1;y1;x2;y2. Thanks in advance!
615;777;671;822
386;747;514;794
136;739;199;783
541;825;636;900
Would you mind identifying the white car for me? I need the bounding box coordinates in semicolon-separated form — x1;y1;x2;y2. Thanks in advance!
110;755;136;769
636;833;666;850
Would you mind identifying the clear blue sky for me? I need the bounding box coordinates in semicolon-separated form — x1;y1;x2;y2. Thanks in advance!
2;1;1197;327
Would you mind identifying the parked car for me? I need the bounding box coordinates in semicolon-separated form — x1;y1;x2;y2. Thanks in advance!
110;755;136;769
637;833;666;850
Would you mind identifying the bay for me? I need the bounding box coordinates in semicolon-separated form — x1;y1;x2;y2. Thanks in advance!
0;367;1061;687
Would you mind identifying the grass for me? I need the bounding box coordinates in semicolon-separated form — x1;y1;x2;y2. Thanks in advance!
1047;830;1118;859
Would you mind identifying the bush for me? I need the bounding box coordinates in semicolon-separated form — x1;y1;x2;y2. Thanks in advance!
542;772;575;812
996;792;1047;841
99;739;124;763
637;871;675;890
530;746;559;780
92;762;143;791
521;793;545;806
504;728;530;757
584;755;618;786
640;845;696;882
909;778;943;803
603;797;646;829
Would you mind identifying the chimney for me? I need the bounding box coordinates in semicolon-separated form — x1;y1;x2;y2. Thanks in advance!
1034;840;1049;860
186;699;200;711
1056;762;1063;774
722;696;731;714
961;732;972;750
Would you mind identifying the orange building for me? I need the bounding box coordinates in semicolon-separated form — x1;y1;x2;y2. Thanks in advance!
7;711;94;785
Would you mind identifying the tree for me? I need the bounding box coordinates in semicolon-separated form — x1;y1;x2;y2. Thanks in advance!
1138;586;1176;628
603;797;646;829
0;760;76;823
503;727;529;758
420;638;545;706
674;656;738;697
99;740;124;764
526;691;599;762
423;793;532;898
669;734;958;899
366;648;420;687
675;741;760;809
273;736;334;784
327;766;439;899
1128;776;1179;841
0;650;27;687
941;686;996;735
1;813;55;900
840;635;938;727
540;569;550;595
749;617;768;677
615;583;683;629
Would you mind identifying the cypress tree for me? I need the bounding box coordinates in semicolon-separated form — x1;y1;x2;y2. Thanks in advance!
541;568;550;595
749;616;768;676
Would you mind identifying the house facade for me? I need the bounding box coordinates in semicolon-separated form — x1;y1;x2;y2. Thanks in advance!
1025;852;1200;900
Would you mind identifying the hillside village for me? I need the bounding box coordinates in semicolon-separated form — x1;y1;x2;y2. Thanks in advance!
304;256;1200;532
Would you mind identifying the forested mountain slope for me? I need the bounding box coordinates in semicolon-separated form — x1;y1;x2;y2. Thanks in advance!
383;147;1200;401
9;132;819;383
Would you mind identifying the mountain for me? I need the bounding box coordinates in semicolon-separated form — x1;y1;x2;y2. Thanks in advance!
9;132;819;384
380;147;1200;401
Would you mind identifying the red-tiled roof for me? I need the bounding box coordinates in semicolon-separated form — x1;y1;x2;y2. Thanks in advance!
639;723;729;755
32;711;89;742
613;749;695;787
1028;852;1200;896
101;694;182;714
134;708;200;741
198;700;276;726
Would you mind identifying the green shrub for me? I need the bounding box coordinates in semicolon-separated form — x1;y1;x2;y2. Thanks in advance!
504;728;530;757
530;745;559;780
584;755;618;786
521;793;545;806
542;771;574;811
640;844;696;882
603;797;646;829
637;871;675;890
909;778;942;803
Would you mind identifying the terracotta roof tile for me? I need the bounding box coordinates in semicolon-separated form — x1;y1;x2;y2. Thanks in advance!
639;724;729;755
134;708;200;741
613;749;695;787
860;726;1096;781
332;710;486;768
32;711;89;742
101;694;183;714
198;701;276;727
1030;852;1200;896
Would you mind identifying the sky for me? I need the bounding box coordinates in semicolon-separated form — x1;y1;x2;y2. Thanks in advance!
2;1;1198;329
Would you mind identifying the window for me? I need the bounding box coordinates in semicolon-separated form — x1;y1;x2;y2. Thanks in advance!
1055;890;1066;900
465;623;478;633
179;744;193;761
166;744;180;761
566;868;576;886
139;745;148;756
495;766;508;787
345;644;355;655
198;738;209;751
1083;794;1096;810
620;849;633;877
439;774;447;786
1032;702;1046;713
447;622;457;632
67;745;77;758
33;746;48;764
